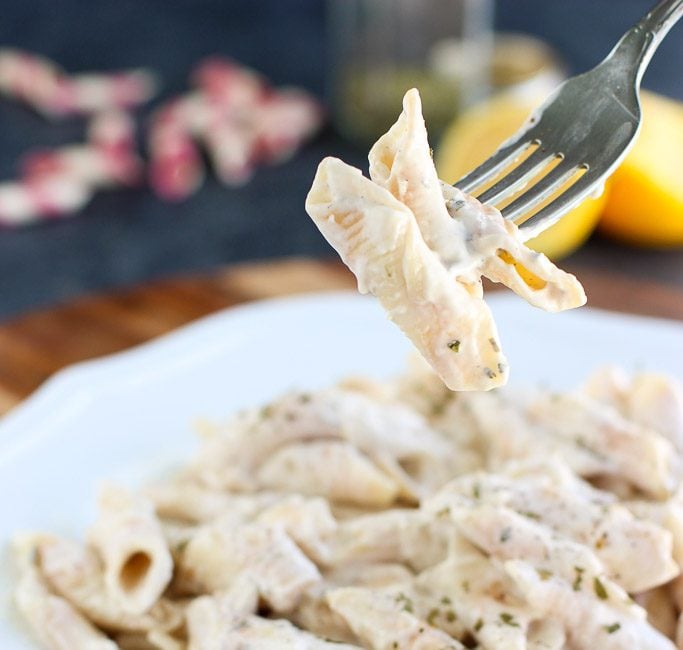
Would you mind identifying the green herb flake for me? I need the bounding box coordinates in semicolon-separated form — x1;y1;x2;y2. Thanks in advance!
484;367;497;379
604;622;621;634
595;532;608;549
473;618;484;632
461;580;470;593
395;592;414;613
488;338;500;352
594;577;608;600
440;596;452;605
445;610;457;623
520;510;541;521
574;436;607;460
427;608;440;626
430;400;447;417
572;566;584;591
447;339;461;353
536;568;553;581
436;506;451;518
500;527;512;543
499;612;519;627
472;484;481;499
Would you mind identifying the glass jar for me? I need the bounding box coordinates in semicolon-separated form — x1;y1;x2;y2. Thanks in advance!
327;0;494;146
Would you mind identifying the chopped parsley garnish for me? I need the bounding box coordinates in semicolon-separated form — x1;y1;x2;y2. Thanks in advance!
604;622;621;634
472;484;481;499
520;510;541;520
488;338;500;352
473;618;484;632
427;608;439;625
500;527;512;542
395;592;414;613
574;436;607;460
573;566;584;591
430;400;447;417
499;612;519;627
594;577;608;600
536;568;553;581
447;339;461;353
595;531;608;549
440;596;452;605
484;367;497;379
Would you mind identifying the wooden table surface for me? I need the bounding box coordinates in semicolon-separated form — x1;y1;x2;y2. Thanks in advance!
0;257;682;416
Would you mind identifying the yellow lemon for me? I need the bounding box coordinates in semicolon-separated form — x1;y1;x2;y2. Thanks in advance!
436;93;608;259
600;91;683;247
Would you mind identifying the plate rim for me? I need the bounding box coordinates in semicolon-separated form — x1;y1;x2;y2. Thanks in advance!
1;289;681;457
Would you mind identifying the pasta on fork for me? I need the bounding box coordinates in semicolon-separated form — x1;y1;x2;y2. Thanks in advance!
306;89;585;391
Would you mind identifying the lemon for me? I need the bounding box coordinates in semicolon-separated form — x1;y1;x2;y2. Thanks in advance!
436;92;608;259
600;91;683;247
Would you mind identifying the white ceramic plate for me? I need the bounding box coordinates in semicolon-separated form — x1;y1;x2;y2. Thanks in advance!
0;290;682;647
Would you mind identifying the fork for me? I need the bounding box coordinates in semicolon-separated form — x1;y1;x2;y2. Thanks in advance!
455;0;683;239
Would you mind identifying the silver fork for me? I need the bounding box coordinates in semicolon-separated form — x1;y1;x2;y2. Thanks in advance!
455;0;683;240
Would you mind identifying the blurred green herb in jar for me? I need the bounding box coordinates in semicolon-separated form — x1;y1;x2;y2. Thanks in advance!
327;0;494;147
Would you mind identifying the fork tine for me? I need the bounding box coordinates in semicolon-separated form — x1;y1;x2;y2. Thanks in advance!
455;136;534;194
476;148;558;206
501;164;580;222
517;167;602;240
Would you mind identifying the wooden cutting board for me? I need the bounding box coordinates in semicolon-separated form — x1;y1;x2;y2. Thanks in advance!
0;257;681;415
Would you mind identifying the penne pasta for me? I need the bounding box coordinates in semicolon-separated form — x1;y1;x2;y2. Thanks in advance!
88;485;174;615
13;364;683;649
307;88;585;390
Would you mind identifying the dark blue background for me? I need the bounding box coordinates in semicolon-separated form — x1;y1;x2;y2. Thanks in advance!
0;0;682;318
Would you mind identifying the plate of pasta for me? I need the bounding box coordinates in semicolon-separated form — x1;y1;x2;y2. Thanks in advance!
1;290;683;650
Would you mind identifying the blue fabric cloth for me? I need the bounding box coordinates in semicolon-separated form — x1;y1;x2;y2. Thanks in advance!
0;0;681;318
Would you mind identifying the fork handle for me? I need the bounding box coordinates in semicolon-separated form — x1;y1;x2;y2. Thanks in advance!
609;0;683;85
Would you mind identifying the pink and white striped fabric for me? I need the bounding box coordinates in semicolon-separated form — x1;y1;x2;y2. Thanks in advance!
0;54;324;223
0;49;157;118
148;58;323;200
0;111;143;226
